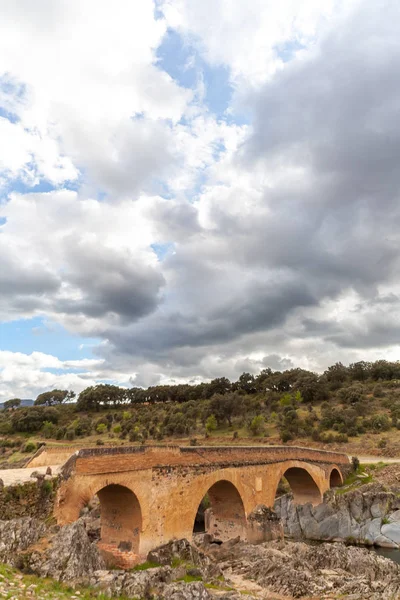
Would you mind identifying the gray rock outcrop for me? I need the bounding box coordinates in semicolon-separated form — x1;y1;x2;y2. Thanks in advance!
28;520;105;581
0;517;46;564
275;488;400;547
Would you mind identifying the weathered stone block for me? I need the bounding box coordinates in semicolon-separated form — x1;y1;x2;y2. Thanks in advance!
246;505;283;544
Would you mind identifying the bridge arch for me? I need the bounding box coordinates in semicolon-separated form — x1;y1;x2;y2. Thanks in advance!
274;460;324;505
96;483;142;553
193;479;247;541
55;474;149;561
329;466;343;488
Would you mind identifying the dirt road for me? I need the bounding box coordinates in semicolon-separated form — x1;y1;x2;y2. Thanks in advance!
0;465;61;486
356;456;400;464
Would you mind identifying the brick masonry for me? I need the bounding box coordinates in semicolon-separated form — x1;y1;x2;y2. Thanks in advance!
55;445;349;562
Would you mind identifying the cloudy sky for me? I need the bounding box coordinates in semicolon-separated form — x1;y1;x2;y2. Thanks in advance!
0;0;399;401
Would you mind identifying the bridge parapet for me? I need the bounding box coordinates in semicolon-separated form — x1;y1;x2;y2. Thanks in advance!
68;444;349;477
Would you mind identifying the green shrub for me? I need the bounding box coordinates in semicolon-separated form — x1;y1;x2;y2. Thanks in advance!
205;415;217;433
280;429;293;443
22;441;37;453
42;420;56;439
373;384;385;398
65;428;75;441
248;415;265;436
41;480;53;495
132;560;160;571
55;427;66;440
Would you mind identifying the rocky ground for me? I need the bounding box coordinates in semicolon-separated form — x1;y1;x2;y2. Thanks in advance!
0;562;105;599
366;463;400;487
203;535;400;599
0;515;400;599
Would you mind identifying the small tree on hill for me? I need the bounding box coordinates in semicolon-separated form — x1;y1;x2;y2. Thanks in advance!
35;389;75;406
3;398;21;410
77;384;127;411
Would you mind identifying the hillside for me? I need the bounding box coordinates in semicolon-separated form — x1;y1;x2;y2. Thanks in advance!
1;361;400;464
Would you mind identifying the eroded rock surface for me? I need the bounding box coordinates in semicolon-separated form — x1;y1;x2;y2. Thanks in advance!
207;538;400;599
148;537;222;580
91;568;213;599
275;488;400;547
28;520;105;581
0;517;46;563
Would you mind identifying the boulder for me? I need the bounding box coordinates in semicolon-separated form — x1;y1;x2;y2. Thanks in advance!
374;534;398;548
363;517;382;544
0;517;46;564
29;520;105;581
148;538;203;566
349;492;364;521
91;567;212;599
147;538;221;580
381;522;400;545
388;509;400;523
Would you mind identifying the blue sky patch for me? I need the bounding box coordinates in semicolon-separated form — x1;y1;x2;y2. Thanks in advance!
151;241;175;261
157;28;233;119
0;316;100;361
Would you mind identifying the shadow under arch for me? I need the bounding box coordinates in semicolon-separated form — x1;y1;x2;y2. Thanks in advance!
282;467;322;505
329;467;343;488
193;479;247;542
96;483;142;554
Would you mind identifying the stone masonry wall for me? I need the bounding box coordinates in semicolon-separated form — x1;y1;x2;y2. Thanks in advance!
0;478;58;520
27;446;77;468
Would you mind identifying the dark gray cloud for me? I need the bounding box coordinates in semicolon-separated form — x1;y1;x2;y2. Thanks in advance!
0;194;166;325
57;243;165;322
99;277;316;360
0;242;60;317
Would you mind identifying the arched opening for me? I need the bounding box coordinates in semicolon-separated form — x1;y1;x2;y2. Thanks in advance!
193;480;247;542
280;467;322;505
82;484;142;568
329;467;343;488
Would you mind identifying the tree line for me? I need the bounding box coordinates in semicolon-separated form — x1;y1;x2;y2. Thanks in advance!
4;359;400;411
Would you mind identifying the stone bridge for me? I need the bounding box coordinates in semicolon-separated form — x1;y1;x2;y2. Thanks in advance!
55;445;349;566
